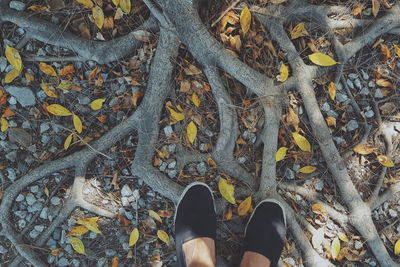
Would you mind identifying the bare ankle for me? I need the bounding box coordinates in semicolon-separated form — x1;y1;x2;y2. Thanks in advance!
240;251;271;267
182;237;216;267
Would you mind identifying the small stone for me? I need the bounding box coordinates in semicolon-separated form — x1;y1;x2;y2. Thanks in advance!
97;258;107;267
28;201;43;213
283;258;296;266
47;255;56;264
326;110;339;118
168;144;176;153
4;86;36;107
168;161;176;169
78;96;91;105
9;0;26;10
8;128;33;147
348;73;358;80
361;70;369;80
346;79;354;89
6;151;17;162
353;79;362;89
105;249;117;256
53;228;62;240
26;193;36;205
124;211;134;220
346;120;359;131
0;244;8;254
15;210;27;218
34;225;45;232
8;96;17;105
30;185;39;193
336;93;349;103
374;89;383;99
16;194;25;202
71;259;80;267
7;168;17;181
159;162;167;172
335;83;343;91
359;87;370;95
321;102;330;112
196;162;207;176
333;137;345;145
0;57;7;72
284;168;295;180
365;110;374;118
41;134;51;144
163;126;173;137
167;169;177;178
18;219;26;228
40;123;50;134
121;184;133;197
89;232;97;239
40;207;49;219
314;180;324;191
57;257;70;267
29;229;40;239
368;81;376;88
50;196;61;206
237;156;247;164
354;240;363;250
388;209;398;218
121;197;130;207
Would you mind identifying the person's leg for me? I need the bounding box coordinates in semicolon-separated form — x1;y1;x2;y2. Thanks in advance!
175;182;217;267
240;199;286;267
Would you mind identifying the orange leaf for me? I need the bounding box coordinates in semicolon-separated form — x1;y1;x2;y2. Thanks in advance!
111;257;119;267
41;81;58;98
380;44;391;60
59;64;76;76
237;196;252;216
311;203;326;214
2;108;15;117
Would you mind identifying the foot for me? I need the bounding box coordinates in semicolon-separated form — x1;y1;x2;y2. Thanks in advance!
174;182;217;267
241;199;286;267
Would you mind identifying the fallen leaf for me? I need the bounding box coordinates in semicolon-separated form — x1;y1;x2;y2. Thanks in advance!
352;3;365;16
353;143;375;155
276;64;289;82
393;44;400;57
218;178;236;205
380;44;391;60
44;186;49;197
112;0;119;6
187;121;197;144
46;104;72;116
311;203;326;214
271;0;287;3
237;196;252;216
5;69;21;83
41;81;58;98
166;106;185;123
67;225;89;236
59;64;76;76
149;210;162;223
119;0;131;13
372;0;380;17
92;6;104;29
39;62;57;76
276;147;288;161
192;92;200;107
5;46;22;71
157;230;170;244
292;132;311;152
157;209;173;218
308;52;338;66
286;107;299;129
69;237;85;254
57;80;72;91
76;0;94;8
377;155;395;167
298;165;316;174
90;98;106;110
25;73;35;83
240;6;251;35
325;116;336;127
328;82;336;101
2;108;14;117
290;22;308;39
395;239;400;255
129;228;139;246
28;5;48;11
338;232;349;242
331;237;340;260
51;248;62;256
111;257;119;267
64;133;73;150
114;7;124;19
223;208;233;221
73;114;83;133
375;79;394;88
207;157;217;167
184;64;202;75
0;118;8;132
77;217;102;234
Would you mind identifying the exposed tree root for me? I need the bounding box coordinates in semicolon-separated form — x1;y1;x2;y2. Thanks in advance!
1;0;400;266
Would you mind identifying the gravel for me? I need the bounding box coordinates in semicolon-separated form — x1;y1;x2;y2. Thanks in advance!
167;169;177;178
18;219;26;228
346;120;359;131
16;194;25;202
196;162;207;175
163;126;173;137
26;193;36;205
4;86;36;107
359;87;370;95
9;0;26;10
121;184;133;197
0;245;8;254
57;257;70;266
50;196;61;205
6;168;17;181
0;57;7;72
29;229;40;239
30;185;39;193
374;89;383;99
40;207;49;219
284;168;295;180
15;211;27;218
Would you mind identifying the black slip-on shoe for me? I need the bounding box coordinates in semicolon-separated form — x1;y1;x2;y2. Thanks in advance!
243;199;286;267
174;182;217;267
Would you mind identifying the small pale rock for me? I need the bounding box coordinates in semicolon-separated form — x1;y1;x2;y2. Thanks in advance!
346;120;359;131
34;225;45;232
354;240;363;250
29;229;40;239
313;180;324;191
0;245;8;254
163;126;173;137
89;232;97;239
368;81;376;88
18;219;26;228
40;123;50;134
361;69;369;80
0;57;7;72
121;184;133;197
50;196;61;206
196;162;207;175
5;86;36;107
121;197;130;207
374;89;383;99
321;102;330;112
167;169;177;178
333;137;345;145
335;83;343;91
359;87;370;95
57;257;70;267
346;79;354;89
348;73;358;80
30;185;39;193
336;93;348;103
7;168;17;181
16;194;25;202
354;78;362;89
365;110;374;118
8;128;33;147
105;249;117;256
9;0;26;10
388;209;398;218
168;161;176;169
284;168;295;180
40;207;49;219
26;193;36;205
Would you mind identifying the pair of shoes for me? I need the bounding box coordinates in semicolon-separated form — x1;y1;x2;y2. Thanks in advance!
174;182;286;267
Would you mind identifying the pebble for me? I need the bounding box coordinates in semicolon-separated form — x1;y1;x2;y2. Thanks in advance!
159;162;167;172
9;0;26;10
105;249;117;256
7;168;17;181
89;232;97;239
333;137;345;145
40;123;50;134
15;210;27;218
283;258;296;266
124;211;134;220
353;78;362;89
41;134;51;144
196;162;207;175
167;169;177;178
71;259;80;267
346;79;354;89
6;151;17;162
374;89;383;99
0;245;8;254
335;83;343;91
40;207;49;219
284;168;295;180
368;81;376;88
0;57;7;72
57;257;70;266
97;258;107;267
16;194;25;202
326;110;339;119
30;185;39;193
336;93;349;103
388;209;398;218
365;110;374;118
28;201;43;213
121;184;133;197
50;196;61;206
321;102;330;112
168;161;176;169
53;228;62;240
346;120;359;131
238;156;247;164
361;69;369;80
78;96;91;105
314;180;324;191
354;240;363;250
163;126;173;137
35;225;45;232
29;229;40;239
121;197;130;207
5;86;36;107
348;73;358;80
359;87;370;95
8;96;17;105
168;144;176;153
18;219;26;228
26;193;36;205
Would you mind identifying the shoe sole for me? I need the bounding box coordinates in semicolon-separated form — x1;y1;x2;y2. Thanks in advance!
244;198;287;236
174;181;216;225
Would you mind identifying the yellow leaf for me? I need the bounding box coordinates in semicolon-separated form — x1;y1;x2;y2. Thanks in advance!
276;147;288;161
338;232;349;243
5;69;21;83
77;217;102;234
114;7;124;19
328;82;336;101
240;6;251;35
90;98;106;110
192;93;200;107
0;118;8;132
5;46;22;71
331;237;340;260
50;248;62;256
69;237;86;254
311;203;326;214
292;132;311;152
187;121;197;144
377;155;395;167
67;225;89;237
119;0;131;13
271;0;287;3
394;239;400;255
372;0;380;17
375;79;394;88
166;106;185;123
39;62;57;76
237;196;252;216
46;104;72;116
44;186;49;197
223;208;233;221
41;81;58;98
112;0;119;6
308;52;338;66
218;178;236;205
76;0;93;8
28;5;48;12
290;22;308;40
148;210;162;223
92;6;104;29
353;143;375;155
129;228;139;246
380;44;391;60
393;44;400;57
56;80;73;91
25;73;35;83
276;64;289;82
299;165;316;174
73;114;83;134
157;230;170;244
325;116;336;127
59;64;76;76
64;133;73;150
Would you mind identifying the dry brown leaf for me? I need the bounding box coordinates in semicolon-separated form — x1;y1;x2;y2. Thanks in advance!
372;0;380;17
380;44;391;60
